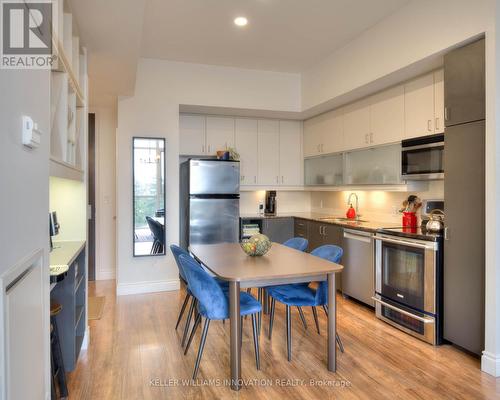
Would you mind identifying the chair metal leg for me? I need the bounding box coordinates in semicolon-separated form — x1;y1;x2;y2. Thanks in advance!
322;304;328;316
286;305;292;362
181;297;196;348
175;292;191;330
246;288;252;294
336;333;345;353
184;313;201;355
193;318;211;380
51;318;68;398
251;314;260;370
312;306;321;334
297;306;308;330
268;297;276;340
258;288;263;335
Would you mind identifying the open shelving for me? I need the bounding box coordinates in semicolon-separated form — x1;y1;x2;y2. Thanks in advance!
50;0;88;181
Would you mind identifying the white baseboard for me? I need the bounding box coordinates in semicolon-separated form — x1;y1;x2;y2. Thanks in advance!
96;269;115;280
481;351;500;377
116;279;180;296
81;327;90;350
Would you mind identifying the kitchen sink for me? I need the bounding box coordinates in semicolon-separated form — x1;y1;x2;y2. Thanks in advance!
318;217;368;223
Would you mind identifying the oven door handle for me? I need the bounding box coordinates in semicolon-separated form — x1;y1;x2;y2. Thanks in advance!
371;297;434;323
374;235;436;250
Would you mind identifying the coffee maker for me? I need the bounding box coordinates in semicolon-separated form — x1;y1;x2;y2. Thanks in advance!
264;191;277;216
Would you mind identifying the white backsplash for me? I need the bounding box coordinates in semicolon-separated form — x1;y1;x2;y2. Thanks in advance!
310;181;444;223
240;181;444;223
240;191;312;215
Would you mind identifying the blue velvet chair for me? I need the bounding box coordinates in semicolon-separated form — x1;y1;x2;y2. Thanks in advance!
170;245;197;348
267;244;344;361
170;245;230;348
178;254;262;379
248;237;309;333
146;216;164;254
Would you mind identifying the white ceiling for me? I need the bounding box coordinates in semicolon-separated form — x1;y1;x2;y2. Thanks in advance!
70;0;411;106
141;0;410;72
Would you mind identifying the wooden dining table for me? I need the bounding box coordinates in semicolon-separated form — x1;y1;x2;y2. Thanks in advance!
189;242;344;391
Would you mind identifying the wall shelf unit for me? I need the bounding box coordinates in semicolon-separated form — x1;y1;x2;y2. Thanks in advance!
50;0;88;181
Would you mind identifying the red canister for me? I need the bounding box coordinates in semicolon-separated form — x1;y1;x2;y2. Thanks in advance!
402;212;417;228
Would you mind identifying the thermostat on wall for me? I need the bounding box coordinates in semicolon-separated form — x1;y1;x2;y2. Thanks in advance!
22;115;42;149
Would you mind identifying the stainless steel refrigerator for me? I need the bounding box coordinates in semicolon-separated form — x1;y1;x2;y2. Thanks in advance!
180;159;240;249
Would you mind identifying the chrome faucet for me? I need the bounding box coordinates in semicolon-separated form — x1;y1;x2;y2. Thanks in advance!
347;192;360;220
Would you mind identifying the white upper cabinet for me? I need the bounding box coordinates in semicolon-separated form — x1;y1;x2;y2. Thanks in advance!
257;120;280;185
303;117;324;157
404;72;435;139
434;69;445;134
369;85;405;145
343;98;371;150
206;116;235;155
304;109;343;157
179;114;206;156
235;118;258;185
279;120;303;186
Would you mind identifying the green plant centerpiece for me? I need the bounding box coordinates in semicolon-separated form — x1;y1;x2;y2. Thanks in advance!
240;234;272;256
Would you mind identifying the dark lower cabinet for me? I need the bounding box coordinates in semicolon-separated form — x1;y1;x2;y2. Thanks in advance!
295;219;343;290
262;217;294;244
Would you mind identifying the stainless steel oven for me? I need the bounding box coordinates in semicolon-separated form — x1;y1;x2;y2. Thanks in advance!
373;233;441;344
401;133;444;180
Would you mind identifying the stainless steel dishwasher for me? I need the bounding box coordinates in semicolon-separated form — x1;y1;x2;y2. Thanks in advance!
341;229;375;307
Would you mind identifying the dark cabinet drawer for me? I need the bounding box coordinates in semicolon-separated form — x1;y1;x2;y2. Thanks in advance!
294;218;308;238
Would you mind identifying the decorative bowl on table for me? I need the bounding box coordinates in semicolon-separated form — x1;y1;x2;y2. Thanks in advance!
240;234;272;256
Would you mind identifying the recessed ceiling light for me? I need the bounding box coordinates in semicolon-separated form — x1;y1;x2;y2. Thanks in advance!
234;17;248;27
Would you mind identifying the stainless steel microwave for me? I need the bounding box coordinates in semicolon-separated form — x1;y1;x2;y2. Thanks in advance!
401;134;444;180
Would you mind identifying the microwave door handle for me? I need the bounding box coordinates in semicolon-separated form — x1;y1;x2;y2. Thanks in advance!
371;297;434;323
374;236;435;250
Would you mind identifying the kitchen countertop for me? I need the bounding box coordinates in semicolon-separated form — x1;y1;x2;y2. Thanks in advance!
240;212;402;233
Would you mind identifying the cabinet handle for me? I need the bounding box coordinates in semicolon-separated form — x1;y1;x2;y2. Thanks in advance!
317;144;321;153
202;144;205;153
365;134;369;144
435;117;440;131
444;107;449;121
319;225;322;235
276;176;279;184
427;119;432;131
281;176;284;184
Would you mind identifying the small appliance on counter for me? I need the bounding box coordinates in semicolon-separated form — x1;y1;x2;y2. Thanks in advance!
264;191;276;216
49;211;60;251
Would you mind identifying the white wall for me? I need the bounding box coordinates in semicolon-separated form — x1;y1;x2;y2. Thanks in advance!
49;177;87;241
116;60;301;295
240;191;311;215
302;0;494;109
0;70;50;398
92;106;117;280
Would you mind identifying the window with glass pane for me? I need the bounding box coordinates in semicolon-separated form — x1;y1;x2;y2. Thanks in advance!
133;137;166;256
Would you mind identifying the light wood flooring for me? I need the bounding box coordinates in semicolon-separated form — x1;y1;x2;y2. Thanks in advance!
67;280;499;399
